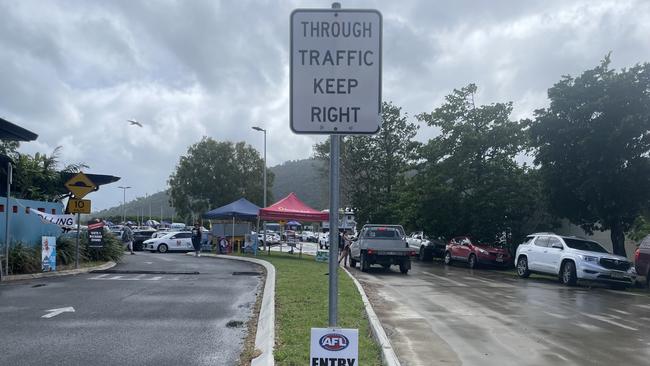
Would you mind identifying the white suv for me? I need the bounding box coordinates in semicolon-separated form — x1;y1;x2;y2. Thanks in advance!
515;233;636;288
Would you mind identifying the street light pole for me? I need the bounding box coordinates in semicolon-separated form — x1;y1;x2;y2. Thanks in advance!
252;126;267;253
117;186;131;223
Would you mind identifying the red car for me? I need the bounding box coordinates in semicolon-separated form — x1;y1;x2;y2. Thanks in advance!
443;236;512;269
634;235;650;288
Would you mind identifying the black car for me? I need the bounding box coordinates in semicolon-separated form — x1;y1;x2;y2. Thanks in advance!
132;229;157;251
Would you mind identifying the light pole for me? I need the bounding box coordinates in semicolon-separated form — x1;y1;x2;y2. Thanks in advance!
252;126;267;253
252;126;267;207
118;186;131;223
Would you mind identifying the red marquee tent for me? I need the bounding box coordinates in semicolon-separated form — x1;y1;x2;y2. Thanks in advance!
259;192;328;222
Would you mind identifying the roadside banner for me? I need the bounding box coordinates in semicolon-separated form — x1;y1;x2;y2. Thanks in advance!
315;250;329;262
310;328;358;366
29;208;76;229
41;236;57;272
88;221;104;248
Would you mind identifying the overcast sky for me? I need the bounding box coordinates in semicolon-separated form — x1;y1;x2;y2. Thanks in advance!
2;0;649;211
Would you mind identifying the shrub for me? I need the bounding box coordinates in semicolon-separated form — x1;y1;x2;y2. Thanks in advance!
7;243;40;275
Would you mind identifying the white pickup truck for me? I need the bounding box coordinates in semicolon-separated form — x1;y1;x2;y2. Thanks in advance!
350;224;416;274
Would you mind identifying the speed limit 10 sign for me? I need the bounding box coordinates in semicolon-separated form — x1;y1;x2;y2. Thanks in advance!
68;198;91;214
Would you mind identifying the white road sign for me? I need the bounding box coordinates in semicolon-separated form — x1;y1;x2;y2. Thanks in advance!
291;9;382;134
310;327;359;366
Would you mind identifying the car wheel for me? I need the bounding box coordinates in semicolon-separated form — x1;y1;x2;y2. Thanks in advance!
561;261;577;286
158;243;168;253
419;247;425;261
468;254;478;269
382;264;391;271
399;262;409;274
646;269;650;289
517;256;531;278
361;253;369;272
444;251;452;266
349;258;357;268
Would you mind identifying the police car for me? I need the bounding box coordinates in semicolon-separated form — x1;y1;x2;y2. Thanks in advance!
143;231;194;253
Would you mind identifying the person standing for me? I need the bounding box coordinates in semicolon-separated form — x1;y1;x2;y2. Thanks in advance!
219;236;228;254
122;223;135;255
338;233;351;267
191;222;202;257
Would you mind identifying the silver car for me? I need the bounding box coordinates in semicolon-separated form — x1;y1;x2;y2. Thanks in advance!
515;233;636;288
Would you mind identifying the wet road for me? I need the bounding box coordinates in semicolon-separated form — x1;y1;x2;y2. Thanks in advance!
0;252;262;366
349;259;650;366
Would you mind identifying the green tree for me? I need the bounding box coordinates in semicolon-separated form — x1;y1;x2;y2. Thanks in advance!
5;145;87;201
168;137;273;221
314;101;420;225
412;84;552;245
530;56;650;256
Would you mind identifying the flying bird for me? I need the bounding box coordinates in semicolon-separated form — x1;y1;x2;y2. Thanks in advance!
127;119;143;127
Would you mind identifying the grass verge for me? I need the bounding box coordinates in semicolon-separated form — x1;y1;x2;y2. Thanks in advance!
240;252;383;366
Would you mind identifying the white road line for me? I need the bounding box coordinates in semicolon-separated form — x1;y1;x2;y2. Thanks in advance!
543;311;569;319
89;274;109;279
133;274;147;280
168;276;180;281
635;304;650;310
582;313;638;331
612;309;631;315
575;322;602;331
109;276;123;280
462;276;494;284
419;272;468;287
604;289;646;297
147;276;162;281
461;276;514;288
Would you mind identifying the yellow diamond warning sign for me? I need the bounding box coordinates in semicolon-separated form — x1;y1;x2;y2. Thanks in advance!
65;172;96;199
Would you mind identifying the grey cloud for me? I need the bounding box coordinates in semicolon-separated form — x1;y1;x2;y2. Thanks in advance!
1;0;649;210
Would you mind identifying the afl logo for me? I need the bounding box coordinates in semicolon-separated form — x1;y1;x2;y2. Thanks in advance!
319;333;349;351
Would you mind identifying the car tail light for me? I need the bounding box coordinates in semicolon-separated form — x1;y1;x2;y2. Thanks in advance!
367;249;374;255
410;251;417;256
634;248;640;262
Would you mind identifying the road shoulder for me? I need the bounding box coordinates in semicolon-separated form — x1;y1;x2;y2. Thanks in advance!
2;261;116;282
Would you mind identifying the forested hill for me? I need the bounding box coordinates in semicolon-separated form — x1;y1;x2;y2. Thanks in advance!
269;158;328;209
93;190;176;220
92;158;329;219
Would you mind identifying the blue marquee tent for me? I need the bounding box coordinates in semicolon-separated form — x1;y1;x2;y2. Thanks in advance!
203;198;260;220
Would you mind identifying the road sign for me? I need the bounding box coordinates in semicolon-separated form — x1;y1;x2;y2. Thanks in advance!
290;8;382;134
64;172;96;199
310;328;358;366
88;221;104;248
67;198;91;214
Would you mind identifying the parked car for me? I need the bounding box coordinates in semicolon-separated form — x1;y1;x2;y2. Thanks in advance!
132;228;157;251
253;231;280;246
143;231;194;253
407;231;446;261
444;236;512;269
300;231;317;242
634;234;650;288
515;233;636;288
349;224;416;274
318;232;330;249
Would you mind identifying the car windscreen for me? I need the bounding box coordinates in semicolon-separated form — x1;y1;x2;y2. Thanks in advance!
563;238;608;253
363;228;401;239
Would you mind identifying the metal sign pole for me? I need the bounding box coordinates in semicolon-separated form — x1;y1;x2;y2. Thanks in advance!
328;134;340;327
3;162;11;278
75;212;80;269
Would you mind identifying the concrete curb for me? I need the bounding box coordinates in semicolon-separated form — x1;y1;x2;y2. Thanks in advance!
2;261;117;282
342;266;401;366
193;254;275;366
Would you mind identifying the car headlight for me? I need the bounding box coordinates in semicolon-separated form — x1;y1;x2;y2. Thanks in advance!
478;248;488;254
580;255;598;262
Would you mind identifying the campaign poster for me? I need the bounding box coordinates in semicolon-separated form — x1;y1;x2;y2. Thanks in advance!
41;236;57;272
